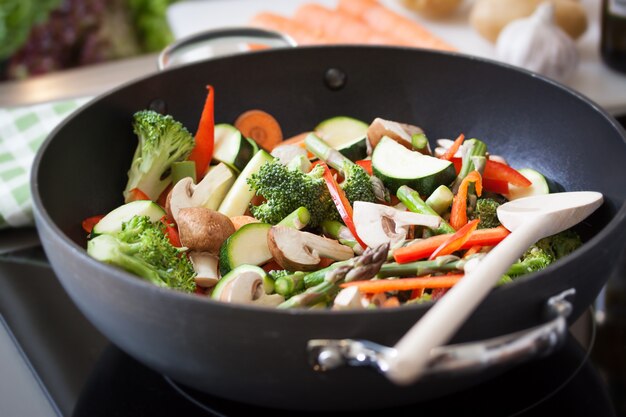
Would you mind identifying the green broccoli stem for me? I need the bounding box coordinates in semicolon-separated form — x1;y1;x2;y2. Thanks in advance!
321;220;364;254
278;243;389;309
277;206;311;230
304;133;353;174
396;185;455;235
377;254;480;278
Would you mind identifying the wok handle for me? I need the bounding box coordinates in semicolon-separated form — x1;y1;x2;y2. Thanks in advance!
307;288;575;380
157;27;297;71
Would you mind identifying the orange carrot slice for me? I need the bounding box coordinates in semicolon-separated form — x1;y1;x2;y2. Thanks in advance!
234;109;284;151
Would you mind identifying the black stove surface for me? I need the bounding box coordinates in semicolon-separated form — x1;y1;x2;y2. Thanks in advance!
0;235;625;417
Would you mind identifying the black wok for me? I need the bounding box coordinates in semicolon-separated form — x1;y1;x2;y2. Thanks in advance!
31;46;626;411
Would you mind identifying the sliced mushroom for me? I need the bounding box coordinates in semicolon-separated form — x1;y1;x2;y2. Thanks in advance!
267;226;354;271
166;163;235;223
218;270;285;306
367;118;429;154
177;207;235;254
353;201;441;249
188;251;219;288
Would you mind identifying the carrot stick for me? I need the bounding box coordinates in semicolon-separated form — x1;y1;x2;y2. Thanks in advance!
464;245;482;258
189;85;214;180
249;12;338;45
234;109;283;151
337;0;456;51
440;133;464;161
292;3;408;46
428;219;480;260
281;132;310;147
393;226;510;263
340;274;464;293
449;171;482;230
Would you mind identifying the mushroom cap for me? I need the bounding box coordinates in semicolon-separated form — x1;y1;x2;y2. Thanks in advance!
267;226;354;272
166;177;195;223
177;207;235;254
367;118;423;150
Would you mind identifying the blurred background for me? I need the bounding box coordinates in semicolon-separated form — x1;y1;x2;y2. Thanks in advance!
0;0;175;81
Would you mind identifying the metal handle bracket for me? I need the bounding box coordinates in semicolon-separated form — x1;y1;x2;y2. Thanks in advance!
307;288;575;382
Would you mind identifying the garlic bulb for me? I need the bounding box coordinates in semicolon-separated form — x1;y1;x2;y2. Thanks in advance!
496;2;579;82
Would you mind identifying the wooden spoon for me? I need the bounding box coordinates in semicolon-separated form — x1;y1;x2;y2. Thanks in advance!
386;191;603;385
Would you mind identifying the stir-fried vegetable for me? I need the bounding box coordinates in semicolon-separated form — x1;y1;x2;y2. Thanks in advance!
83;94;589;310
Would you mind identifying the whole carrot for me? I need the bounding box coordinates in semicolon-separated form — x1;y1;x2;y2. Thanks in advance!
293;3;408;46
337;0;456;51
249;12;337;45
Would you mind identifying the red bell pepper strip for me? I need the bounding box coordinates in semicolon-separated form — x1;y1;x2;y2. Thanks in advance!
82;214;105;234
321;163;368;249
482;178;509;195
127;188;150;202
189;85;215;180
449;171;482;230
429;219;480;260
393;226;510;263
355;159;373;175
440;133;465;161
160;216;182;247
483;159;531;187
451;158;530;188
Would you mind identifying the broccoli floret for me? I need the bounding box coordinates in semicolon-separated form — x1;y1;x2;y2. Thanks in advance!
471;198;501;229
506;229;583;278
87;215;196;292
123;110;195;202
304;133;378;204
341;162;377;205
247;161;339;227
549;229;583;259
507;244;555;278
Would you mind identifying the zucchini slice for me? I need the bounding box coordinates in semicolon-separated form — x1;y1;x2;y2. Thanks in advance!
213;124;256;172
505;168;550;201
314;116;368;161
211;264;267;301
218;222;273;276
217;149;274;217
92;200;165;235
372;136;456;195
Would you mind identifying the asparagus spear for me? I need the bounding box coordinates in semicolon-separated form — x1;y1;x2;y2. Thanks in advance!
277;206;311;230
377;254;484;278
278;243;389;309
396;185;455;235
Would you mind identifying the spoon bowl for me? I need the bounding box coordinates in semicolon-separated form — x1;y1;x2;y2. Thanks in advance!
386;191;604;385
497;191;604;235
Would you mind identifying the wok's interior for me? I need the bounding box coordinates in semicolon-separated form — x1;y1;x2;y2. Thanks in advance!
35;47;626;253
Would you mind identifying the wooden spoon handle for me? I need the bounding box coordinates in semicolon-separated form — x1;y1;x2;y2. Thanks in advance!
386;215;551;385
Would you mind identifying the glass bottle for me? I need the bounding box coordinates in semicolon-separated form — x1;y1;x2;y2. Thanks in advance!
601;0;626;73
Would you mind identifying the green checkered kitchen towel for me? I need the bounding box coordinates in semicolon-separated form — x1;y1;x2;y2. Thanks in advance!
0;97;93;229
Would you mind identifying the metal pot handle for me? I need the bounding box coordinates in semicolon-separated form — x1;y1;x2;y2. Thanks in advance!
308;288;575;380
157;27;297;71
